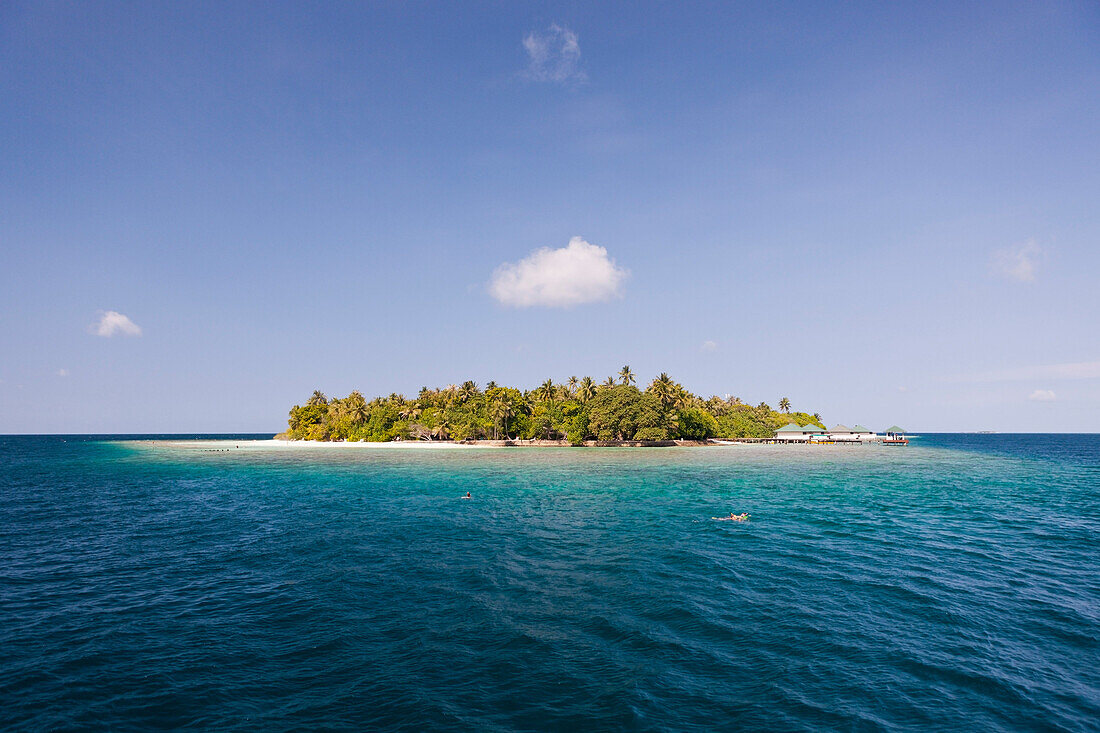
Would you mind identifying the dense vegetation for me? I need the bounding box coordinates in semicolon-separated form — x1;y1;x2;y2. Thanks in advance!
281;368;824;444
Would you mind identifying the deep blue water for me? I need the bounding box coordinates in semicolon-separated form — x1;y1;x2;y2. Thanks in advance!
1;434;1098;731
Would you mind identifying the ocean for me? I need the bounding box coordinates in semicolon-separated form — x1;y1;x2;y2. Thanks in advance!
1;434;1098;731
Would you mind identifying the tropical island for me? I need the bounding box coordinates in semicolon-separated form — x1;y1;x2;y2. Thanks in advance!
278;367;825;445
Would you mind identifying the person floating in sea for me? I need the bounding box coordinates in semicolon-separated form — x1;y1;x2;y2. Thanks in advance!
462;492;472;499
712;512;750;521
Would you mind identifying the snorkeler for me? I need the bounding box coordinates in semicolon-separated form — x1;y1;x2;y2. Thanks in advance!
712;512;750;521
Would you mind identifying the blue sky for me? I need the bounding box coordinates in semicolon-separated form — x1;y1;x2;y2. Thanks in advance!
2;1;1098;433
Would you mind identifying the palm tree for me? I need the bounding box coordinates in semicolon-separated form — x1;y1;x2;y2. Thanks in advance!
537;378;555;402
347;390;368;424
399;404;422;423
578;376;596;403
431;418;451;441
779;397;791;413
649;372;677;410
460;380;479;403
618;365;635;386
705;395;729;417
489;398;514;439
307;390;328;406
485;380;498;390
602;376;616;389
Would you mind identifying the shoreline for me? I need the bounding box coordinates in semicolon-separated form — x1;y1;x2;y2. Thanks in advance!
124;438;902;450
130;438;726;449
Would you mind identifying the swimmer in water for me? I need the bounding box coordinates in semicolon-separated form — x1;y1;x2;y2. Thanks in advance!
462;492;472;499
712;512;750;521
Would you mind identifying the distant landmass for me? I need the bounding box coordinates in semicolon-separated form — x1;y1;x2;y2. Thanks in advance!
278;368;824;445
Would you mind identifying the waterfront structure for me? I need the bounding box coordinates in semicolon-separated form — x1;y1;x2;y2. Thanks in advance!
828;424;859;442
774;423;826;442
775;422;882;444
883;425;909;446
851;425;877;441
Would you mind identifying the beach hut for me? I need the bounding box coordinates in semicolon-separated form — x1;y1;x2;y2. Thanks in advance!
774;423;822;442
828;424;858;442
851;425;877;441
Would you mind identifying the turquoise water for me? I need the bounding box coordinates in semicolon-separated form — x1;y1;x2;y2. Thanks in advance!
2;435;1098;730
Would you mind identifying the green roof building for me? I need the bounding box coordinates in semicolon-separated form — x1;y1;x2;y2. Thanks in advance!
775;423;825;441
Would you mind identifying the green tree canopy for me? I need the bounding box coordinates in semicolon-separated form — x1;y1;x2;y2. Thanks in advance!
283;375;824;444
586;385;666;441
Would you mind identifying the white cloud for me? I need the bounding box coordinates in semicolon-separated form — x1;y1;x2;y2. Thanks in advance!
57;368;69;377
522;24;585;84
992;240;1042;282
489;236;627;308
701;340;718;352
1028;389;1056;402
91;310;142;337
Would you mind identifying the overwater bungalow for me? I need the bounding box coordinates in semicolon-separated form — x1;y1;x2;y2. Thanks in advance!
773;423;826;442
827;424;859;442
851;425;877;441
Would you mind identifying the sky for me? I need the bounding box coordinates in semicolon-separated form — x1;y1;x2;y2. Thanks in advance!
2;1;1099;433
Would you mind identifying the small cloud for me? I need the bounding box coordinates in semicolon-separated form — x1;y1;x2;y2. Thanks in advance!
489;236;627;308
91;310;142;337
701;340;718;352
522;24;585;84
992;240;1042;282
1028;389;1056;402
57;368;69;377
